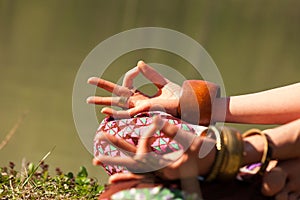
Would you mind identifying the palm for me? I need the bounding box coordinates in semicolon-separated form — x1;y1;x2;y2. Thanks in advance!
87;61;181;118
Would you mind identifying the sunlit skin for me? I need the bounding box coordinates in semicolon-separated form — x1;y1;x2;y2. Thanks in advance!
214;83;300;125
88;61;300;200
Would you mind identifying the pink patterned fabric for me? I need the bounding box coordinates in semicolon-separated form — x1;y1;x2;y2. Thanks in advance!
94;111;206;175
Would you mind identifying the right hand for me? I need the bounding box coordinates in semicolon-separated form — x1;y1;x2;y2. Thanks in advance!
87;61;182;118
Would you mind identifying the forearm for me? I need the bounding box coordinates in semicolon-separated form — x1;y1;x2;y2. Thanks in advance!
265;118;300;160
214;83;300;124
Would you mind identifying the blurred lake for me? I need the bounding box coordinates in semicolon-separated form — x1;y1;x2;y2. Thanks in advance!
1;0;299;184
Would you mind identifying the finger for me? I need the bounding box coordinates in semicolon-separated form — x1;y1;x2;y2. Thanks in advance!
133;152;171;172
92;158;103;166
94;155;155;173
137;60;169;88
87;77;116;92
152;115;166;130
261;166;287;196
136;123;157;155
101;107;131;119
122;66;140;88
94;132;137;153
101;105;150;118
94;155;136;168
88;77;133;97
108;173;145;184
86;96;121;106
157;117;196;147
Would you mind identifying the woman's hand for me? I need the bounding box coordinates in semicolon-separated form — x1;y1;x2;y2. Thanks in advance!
93;116;216;180
87;61;181;119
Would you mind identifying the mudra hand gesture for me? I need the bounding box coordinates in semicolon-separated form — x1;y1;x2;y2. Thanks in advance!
87;61;181;119
93;115;216;180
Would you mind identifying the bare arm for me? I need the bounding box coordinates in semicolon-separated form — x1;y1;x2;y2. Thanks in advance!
242;118;300;166
265;118;300;160
88;61;300;125
214;83;300;124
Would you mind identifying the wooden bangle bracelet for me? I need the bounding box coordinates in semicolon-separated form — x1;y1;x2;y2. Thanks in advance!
178;80;220;126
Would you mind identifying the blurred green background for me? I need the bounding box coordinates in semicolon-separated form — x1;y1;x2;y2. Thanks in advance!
1;0;299;184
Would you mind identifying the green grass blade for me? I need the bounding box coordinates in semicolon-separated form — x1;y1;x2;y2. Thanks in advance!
21;146;56;188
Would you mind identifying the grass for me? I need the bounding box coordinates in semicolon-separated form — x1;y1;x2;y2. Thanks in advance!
0;110;106;199
0;112;104;199
0;160;104;199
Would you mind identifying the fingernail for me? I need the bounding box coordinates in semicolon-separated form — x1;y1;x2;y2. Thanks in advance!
100;108;110;115
153;115;164;130
94;131;107;141
92;158;102;166
86;96;94;103
87;77;98;84
137;60;145;66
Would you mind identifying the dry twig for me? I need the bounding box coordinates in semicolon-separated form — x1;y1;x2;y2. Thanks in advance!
0;111;28;150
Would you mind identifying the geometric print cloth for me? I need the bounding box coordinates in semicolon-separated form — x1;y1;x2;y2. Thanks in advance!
94;111;207;175
110;185;200;200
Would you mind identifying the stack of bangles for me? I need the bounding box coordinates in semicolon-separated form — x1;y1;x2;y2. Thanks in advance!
178;80;273;181
202;126;273;181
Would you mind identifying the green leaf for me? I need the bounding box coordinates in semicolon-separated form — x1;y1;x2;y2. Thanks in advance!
77;166;88;178
66;172;74;179
28;163;35;174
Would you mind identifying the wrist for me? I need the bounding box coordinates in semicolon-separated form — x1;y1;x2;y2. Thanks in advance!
242;135;265;166
241;129;273;175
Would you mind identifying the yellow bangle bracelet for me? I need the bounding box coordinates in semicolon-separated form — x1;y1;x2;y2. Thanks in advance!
218;126;244;180
205;126;244;181
205;126;226;182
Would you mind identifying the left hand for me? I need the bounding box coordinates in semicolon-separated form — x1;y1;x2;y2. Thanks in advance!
93;116;216;180
87;61;181;119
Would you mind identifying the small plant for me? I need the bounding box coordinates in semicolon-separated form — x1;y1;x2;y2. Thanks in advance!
0;114;104;199
0;160;104;199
